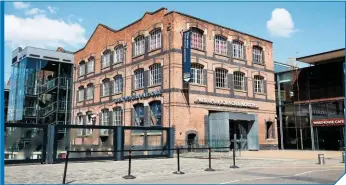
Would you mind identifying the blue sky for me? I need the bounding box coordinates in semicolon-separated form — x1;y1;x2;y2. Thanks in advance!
4;1;345;82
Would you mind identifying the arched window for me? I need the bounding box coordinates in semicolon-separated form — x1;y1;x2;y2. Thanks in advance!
86;83;94;100
253;46;263;64
254;75;264;93
101;50;111;68
215;68;228;88
101;109;109;126
149;29;162;50
79;61;86;76
191;27;204;50
134;35;145;56
133;103;144;126
87;57;94;73
113;107;122;126
134;69;144;89
149;64;161;85
233;71;245;90
101;78;110;96
191;63;204;84
114;45;124;64
85;111;94;135
215;36;227;55
233;40;244;59
78;86;85;102
149;101;162;126
114;75;123;93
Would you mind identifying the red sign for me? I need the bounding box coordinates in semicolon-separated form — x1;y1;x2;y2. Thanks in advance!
312;118;344;126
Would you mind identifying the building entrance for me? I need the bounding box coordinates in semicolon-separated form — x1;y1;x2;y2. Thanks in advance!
229;120;251;150
316;126;344;151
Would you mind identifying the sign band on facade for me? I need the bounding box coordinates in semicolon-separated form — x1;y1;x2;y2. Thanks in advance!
195;98;259;109
114;90;162;103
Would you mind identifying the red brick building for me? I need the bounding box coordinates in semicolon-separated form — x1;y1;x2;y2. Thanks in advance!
72;8;277;150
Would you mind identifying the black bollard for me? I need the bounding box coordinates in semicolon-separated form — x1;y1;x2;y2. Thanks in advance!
62;150;70;184
123;150;136;179
342;152;345;163
230;145;239;169
173;147;185;174
205;147;215;171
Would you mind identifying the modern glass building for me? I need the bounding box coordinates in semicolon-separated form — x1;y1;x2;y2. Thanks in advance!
5;47;74;159
275;49;345;151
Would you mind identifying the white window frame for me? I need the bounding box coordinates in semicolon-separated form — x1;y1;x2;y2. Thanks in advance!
101;110;109;126
77;115;84;136
85;114;93;135
215;68;228;88
191;28;203;50
87;59;94;73
134;69;144;89
134;35;145;56
114;46;124;64
253;46;263;64
254;75;264;93
113;107;122;126
78;87;84;102
233;71;245;90
149;64;161;85
102;52;111;68
86;84;94;100
233;41;244;59
149;29;162;51
102;80;110;96
79;62;85;76
215;36;227;55
191;64;204;84
114;76;123;94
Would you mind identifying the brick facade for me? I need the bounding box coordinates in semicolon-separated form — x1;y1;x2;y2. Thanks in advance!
71;8;278;150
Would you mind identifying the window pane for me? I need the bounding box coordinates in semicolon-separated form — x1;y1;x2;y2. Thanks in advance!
234;71;245;90
149;64;161;85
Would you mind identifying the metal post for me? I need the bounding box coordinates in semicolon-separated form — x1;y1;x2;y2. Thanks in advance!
173;148;185;174
205;147;215;171
342;152;344;163
123;150;136;179
64;79;69;149
62;150;70;184
309;103;315;150
277;74;284;150
230;123;239;169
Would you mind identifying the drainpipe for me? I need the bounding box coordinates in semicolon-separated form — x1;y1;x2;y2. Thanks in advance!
167;23;171;128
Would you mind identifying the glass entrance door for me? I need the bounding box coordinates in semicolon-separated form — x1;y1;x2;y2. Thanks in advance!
229;120;249;150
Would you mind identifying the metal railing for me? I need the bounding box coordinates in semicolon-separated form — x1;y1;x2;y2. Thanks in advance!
24;107;37;117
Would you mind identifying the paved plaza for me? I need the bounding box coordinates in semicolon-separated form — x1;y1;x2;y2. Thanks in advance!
5;150;346;184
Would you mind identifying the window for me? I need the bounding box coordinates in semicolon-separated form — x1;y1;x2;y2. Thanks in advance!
87;59;94;73
149;101;162;126
76;114;84;136
191;28;203;50
149;64;161;85
114;46;124;64
134;35;145;56
149;29;162;50
78;87;84;102
233;40;244;59
134;104;144;126
253;46;263;64
86;112;94;135
233;71;245;90
266;121;275;139
86;84;94;100
191;63;204;84
102;51;111;68
101;109;109;126
79;62;86;76
102;79;110;96
113;107;122;126
215;68;228;88
215;36;227;55
254;75;264;93
114;75;123;94
134;69;144;89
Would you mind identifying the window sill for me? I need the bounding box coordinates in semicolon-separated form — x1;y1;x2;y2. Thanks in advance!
253;62;265;66
100;95;110;98
254;92;266;95
148;84;161;88
190;83;206;87
101;66;111;70
86;98;93;101
266;138;276;141
132;53;145;59
234;89;247;93
148;47;162;53
233;57;246;62
86;72;94;75
134;87;144;91
192;48;206;53
112;62;123;66
77;100;84;103
214;53;229;58
113;92;123;96
78;75;85;78
216;87;229;90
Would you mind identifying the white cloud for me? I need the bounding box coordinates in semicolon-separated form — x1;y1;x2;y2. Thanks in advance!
267;8;296;37
5;14;87;49
25;8;46;16
13;2;30;9
78;18;83;23
47;6;58;13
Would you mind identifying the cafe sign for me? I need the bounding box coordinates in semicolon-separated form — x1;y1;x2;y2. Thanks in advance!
195;98;259;109
312;118;344;126
114;90;162;103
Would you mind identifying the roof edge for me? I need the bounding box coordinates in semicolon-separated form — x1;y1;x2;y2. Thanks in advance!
296;48;345;60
